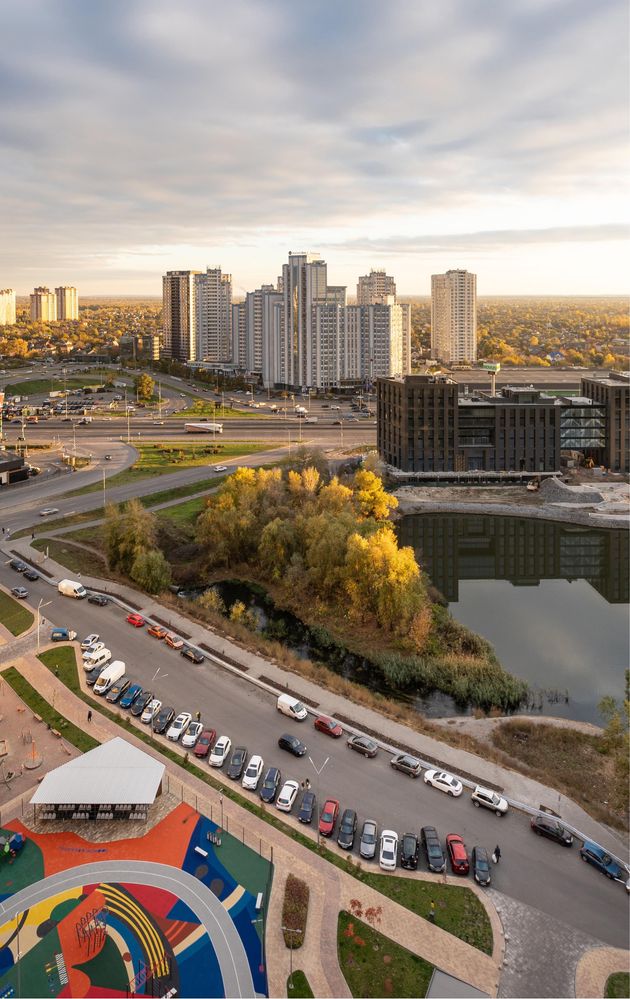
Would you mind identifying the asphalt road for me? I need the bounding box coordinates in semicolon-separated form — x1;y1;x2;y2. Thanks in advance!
1;562;628;951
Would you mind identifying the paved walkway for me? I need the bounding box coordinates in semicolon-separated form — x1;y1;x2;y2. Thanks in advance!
574;946;630;998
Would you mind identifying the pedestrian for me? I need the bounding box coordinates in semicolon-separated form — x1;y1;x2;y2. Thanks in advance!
31;531;35;540
305;778;311;790
54;666;59;677
1;526;4;535
493;844;501;864
87;710;92;723
300;780;305;790
428;899;436;922
195;710;201;722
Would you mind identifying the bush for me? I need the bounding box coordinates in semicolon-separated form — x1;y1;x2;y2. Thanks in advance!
282;874;309;949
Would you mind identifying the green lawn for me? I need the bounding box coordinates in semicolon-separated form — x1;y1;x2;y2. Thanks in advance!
0;589;35;636
338;911;433;999
3;665;99;752
157;496;209;527
171;401;268;419
31;538;108;577
606;972;630;998
4;376;106;395
286;972;314;998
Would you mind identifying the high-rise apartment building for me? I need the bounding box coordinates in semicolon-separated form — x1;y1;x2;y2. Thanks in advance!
280;252;331;388
0;289;16;326
431;269;477;363
231;301;247;369
55;286;79;320
162;271;199;362
357;269;397;305
344;299;403;382
30;286;57;322
195;267;232;363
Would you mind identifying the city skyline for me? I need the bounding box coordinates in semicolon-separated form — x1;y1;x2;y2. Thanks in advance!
1;0;628;295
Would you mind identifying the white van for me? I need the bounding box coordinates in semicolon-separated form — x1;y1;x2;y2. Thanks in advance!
93;660;125;695
82;647;112;672
58;578;88;599
277;694;308;721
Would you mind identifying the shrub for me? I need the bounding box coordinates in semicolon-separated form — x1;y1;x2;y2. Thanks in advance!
282;874;309;949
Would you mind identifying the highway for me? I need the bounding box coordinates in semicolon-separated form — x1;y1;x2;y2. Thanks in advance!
0;560;628;951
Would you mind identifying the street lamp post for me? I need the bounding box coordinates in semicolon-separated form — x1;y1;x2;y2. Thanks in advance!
281;926;302;991
308;755;329;848
36;599;51;652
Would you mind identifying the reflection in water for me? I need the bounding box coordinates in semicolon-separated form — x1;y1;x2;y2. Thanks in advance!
399;514;629;723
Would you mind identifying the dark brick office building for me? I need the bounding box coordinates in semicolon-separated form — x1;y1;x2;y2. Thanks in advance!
581;372;629;472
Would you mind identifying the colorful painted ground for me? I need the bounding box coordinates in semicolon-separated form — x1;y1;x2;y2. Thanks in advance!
0;806;271;998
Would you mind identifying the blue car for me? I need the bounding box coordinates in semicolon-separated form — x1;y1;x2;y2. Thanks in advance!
50;627;77;642
119;683;143;709
580;841;629;886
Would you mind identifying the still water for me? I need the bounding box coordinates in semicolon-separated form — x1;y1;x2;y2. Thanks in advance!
399;513;629;724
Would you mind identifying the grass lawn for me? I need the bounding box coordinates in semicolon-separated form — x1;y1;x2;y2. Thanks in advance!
286;972;313;998
3;664;99;752
606;973;630;998
4;376;105;396
157;496;209;527
0;589;35;636
171;401;268;419
338;911;433;999
31;538;108;577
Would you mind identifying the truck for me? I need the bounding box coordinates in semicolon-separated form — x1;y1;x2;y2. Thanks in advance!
58;578;88;599
78;416;93;424
184;422;223;434
295;405;307;415
304;416;318;424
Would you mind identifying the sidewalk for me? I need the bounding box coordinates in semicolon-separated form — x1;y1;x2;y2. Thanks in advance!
1;648;504;999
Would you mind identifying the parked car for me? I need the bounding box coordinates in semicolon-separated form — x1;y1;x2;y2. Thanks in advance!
119;683;143;710
278;733;307;757
276;780;300;812
298;790;316;824
140;698;162;724
167;712;192;741
181;647;205;664
401;833;420;870
579;842;629;883
347;735;378;758
131;690;154;718
81;642;105;658
50;627;77;642
421;826;446;873
23;569;39;582
194;728;216;758
390;753;422;778
379;830;399;871
337;809;357;850
85;663;106;687
88;593;109;606
9;560;27;572
260;767;281;803
531;816;574;846
471;785;509;816
446;834;470;875
314;715;343;738
471;846;492;886
11;587;28;599
423;770;464;797
153;706;176;734
126;612;145;628
81;633;100;651
105;677;131;703
209;735;232;767
164;633;184;649
147;625;167;640
226;746;248;779
359;819;378;860
319;799;340;837
242;755;264;790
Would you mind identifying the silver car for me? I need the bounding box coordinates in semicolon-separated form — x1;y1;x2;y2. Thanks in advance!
360;819;378;860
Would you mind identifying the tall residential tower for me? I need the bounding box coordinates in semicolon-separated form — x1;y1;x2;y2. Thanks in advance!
0;289;16;326
30;286;57;322
431;269;477;364
55;286;79;320
195;267;232;363
162;270;199;362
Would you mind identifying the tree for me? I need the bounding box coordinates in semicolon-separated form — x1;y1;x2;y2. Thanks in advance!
103;499;157;573
258;517;298;580
130;548;171;593
351;469;398;521
134;373;155;400
344;526;424;633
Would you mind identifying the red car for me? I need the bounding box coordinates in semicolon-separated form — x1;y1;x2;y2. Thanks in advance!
318;798;339;837
193;729;217;759
126;613;145;628
314;716;343;738
446;833;470;875
147;624;167;640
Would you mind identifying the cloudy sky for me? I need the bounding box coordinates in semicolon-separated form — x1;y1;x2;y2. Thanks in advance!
1;0;628;295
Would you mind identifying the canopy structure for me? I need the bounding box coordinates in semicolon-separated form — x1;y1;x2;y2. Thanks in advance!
30;737;165;808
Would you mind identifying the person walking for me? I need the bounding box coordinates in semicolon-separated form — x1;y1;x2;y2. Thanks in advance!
493;844;501;864
428;899;436;922
87;710;92;723
195;710;201;722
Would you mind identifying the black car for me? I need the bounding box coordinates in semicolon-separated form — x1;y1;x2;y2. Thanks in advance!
259;767;281;803
105;677;131;704
85;663;106;687
153;705;176;734
131;690;154;717
390;753;422;778
401;833;420;870
531;815;574;846
23;569;39;582
226;746;248;780
9;560;27;572
421;826;446;873
278;733;307;757
181;646;204;664
298;790;316;824
471;846;492;886
337;809;357;850
347;735;378;758
88;593;109;606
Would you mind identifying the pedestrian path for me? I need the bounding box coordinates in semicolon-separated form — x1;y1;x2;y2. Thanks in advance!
574;946;630;998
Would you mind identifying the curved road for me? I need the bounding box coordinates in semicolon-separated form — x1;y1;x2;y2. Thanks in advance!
0;859;256;999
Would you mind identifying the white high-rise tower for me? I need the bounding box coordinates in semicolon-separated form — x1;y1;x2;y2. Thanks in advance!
431;269;477;363
195;267;232;362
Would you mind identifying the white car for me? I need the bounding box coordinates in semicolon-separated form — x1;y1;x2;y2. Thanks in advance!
82;642;105;658
471;785;509;816
80;633;100;651
213;465;228;472
141;698;161;724
242;755;264;790
379;830;399;871
153;420;165;425
182;721;203;748
209;735;232;767
166;712;192;742
423;770;463;797
39;507;60;516
276;780;300;812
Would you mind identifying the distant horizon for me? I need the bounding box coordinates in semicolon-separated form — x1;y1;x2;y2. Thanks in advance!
12;291;630;303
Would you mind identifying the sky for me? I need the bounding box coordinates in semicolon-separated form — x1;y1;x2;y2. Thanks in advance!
1;0;628;296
